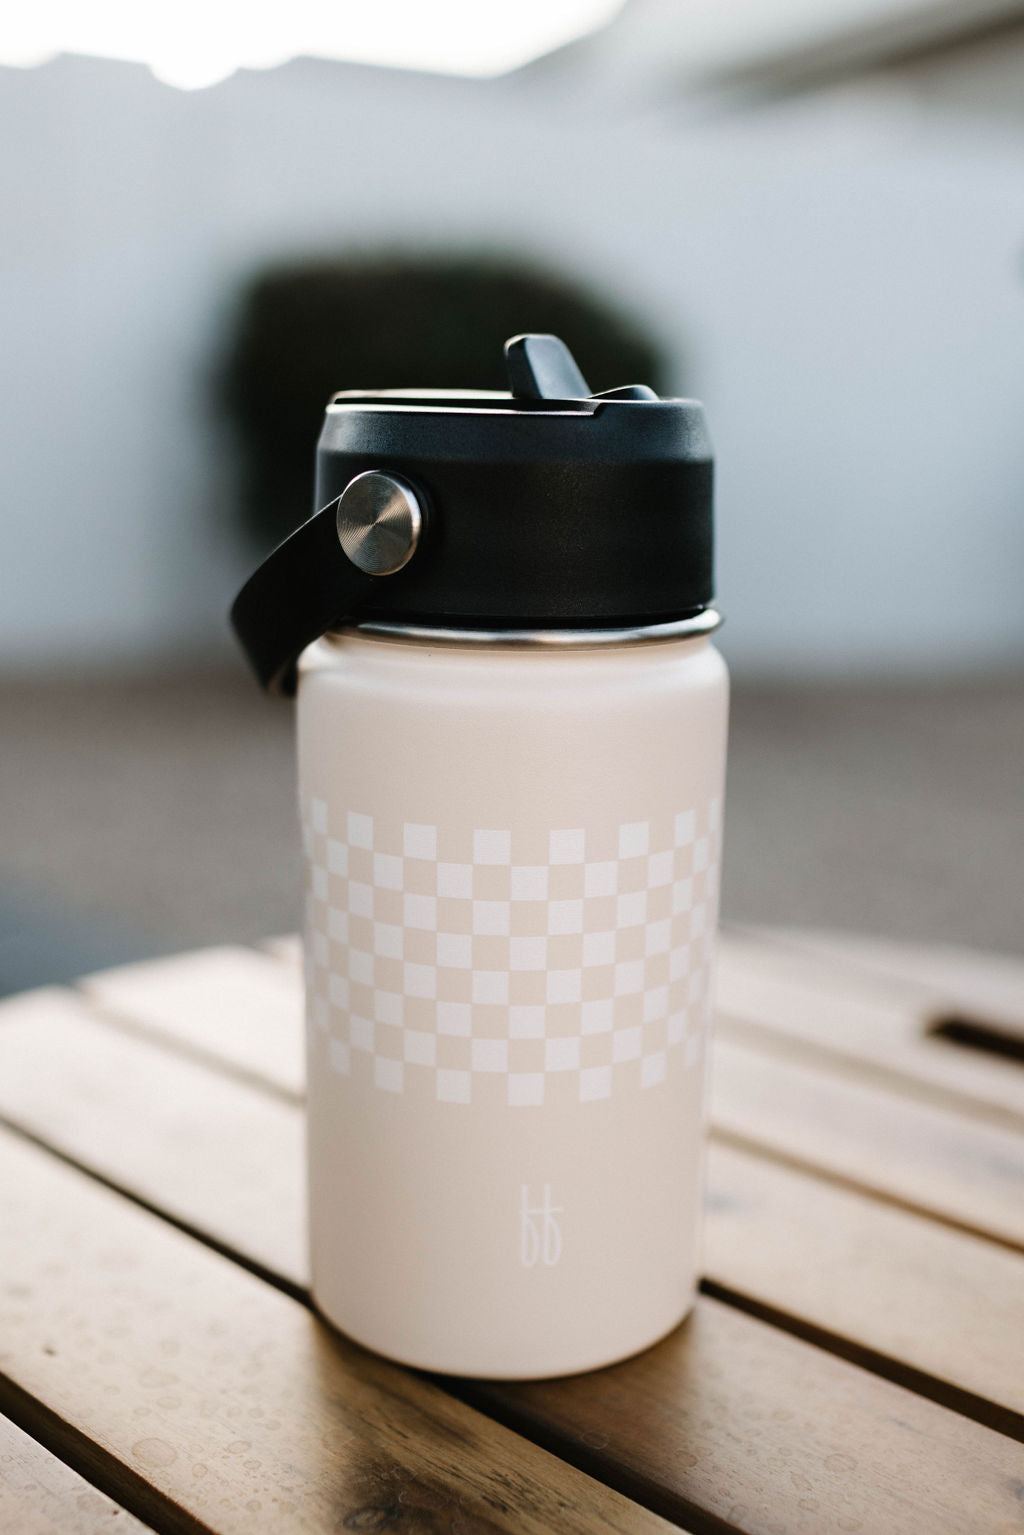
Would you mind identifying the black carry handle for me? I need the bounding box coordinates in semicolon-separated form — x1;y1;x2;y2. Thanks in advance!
230;336;594;695
228;335;699;696
230;495;376;696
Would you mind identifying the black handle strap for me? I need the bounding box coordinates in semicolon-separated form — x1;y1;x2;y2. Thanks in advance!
231;336;608;695
230;497;376;696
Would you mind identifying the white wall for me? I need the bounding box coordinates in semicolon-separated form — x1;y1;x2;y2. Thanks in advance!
1;48;1022;674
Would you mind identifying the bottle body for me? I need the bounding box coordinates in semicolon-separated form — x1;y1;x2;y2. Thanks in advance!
298;626;729;1378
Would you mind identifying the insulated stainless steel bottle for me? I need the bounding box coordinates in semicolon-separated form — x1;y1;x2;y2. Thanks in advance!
232;333;729;1378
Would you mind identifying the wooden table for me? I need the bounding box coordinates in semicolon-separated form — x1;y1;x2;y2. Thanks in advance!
1;927;1023;1534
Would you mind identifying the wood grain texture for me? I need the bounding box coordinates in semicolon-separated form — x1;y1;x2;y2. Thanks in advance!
0;1129;676;1535
0;987;305;1288
747;928;1024;1035
10;963;1024;1435
716;932;1024;1130
469;1294;1024;1535
266;935;1024;1252
0;1413;150;1535
5;983;1024;1532
705;1141;1024;1434
75;937;1024;1263
256;931;1024;1125
79;947;304;1098
6;980;1024;1314
711;1034;1024;1250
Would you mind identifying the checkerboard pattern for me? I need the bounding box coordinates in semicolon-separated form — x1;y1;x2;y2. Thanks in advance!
302;797;720;1107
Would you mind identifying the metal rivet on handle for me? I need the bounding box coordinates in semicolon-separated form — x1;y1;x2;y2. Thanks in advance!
336;471;423;576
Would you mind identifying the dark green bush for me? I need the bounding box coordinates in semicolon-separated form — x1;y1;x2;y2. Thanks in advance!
218;254;669;546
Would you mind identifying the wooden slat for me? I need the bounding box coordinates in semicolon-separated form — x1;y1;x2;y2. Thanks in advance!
705;1143;1024;1432
6;988;1024;1531
7;981;1024;1311
716;931;1024;1129
711;1034;1024;1250
79;947;304;1098
0;987;305;1288
0;1129;676;1535
259;931;1024;1126
749;927;1024;1033
469;1294;1024;1535
93;939;1024;1260
0;1413;150;1535
13;962;1024;1429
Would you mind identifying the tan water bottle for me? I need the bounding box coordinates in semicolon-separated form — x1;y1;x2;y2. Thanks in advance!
232;334;728;1378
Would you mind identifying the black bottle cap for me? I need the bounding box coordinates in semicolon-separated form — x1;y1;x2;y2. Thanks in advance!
231;334;714;694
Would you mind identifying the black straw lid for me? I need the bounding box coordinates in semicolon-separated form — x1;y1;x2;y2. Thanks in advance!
231;334;714;694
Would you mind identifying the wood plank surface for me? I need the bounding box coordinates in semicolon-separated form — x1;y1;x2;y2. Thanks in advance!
0;1413;150;1535
255;939;1024;1257
256;930;1024;1127
5;981;1024;1305
5;984;1024;1532
0;986;305;1288
705;1141;1024;1434
716;932;1024;1130
63;938;1024;1263
711;1034;1024;1250
748;927;1024;1035
467;1295;1024;1535
8;963;1024;1435
79;947;304;1098
0;1128;676;1535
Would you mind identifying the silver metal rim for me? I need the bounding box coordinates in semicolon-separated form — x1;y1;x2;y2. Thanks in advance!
347;610;722;649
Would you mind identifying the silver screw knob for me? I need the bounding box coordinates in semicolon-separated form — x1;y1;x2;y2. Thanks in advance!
336;471;423;575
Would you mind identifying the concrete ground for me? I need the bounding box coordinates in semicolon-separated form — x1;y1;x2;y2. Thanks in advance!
0;669;1021;994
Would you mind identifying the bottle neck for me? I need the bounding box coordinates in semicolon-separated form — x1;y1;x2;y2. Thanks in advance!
347;611;722;650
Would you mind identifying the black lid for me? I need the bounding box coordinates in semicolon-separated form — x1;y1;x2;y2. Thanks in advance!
231;334;714;694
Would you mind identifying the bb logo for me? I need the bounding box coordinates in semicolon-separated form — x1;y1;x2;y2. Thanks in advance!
520;1184;563;1267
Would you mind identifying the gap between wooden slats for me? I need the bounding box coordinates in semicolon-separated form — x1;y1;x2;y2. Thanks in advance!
0;1411;151;1535
15;957;1024;1428
6;982;1024;1468
4;1124;1024;1535
8;976;1024;1280
79;947;304;1101
714;931;1024;1133
88;934;1024;1254
711;1035;1024;1251
0;1127;673;1535
741;926;1024;1034
0;987;306;1297
79;935;1024;1141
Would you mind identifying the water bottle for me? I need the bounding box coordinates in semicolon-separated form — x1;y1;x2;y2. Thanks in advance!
232;333;728;1378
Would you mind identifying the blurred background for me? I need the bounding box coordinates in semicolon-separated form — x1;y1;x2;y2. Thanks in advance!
1;0;1022;993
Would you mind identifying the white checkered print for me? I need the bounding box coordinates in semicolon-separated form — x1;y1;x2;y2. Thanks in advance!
303;798;720;1107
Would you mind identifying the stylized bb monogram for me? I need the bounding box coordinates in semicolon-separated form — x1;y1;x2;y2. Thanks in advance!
520;1184;562;1267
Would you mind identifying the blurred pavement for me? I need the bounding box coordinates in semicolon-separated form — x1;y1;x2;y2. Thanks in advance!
1;670;1021;994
